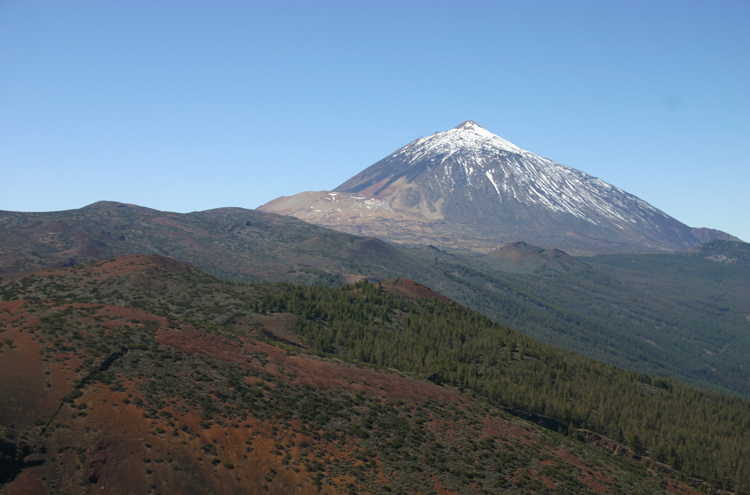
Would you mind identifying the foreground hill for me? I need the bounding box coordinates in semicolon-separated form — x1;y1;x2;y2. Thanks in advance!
0;255;748;494
1;203;749;399
259;121;735;254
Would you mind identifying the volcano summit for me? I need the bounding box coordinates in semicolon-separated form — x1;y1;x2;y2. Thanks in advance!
260;121;715;254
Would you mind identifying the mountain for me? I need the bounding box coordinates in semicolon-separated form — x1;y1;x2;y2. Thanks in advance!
1;255;747;494
260;121;733;254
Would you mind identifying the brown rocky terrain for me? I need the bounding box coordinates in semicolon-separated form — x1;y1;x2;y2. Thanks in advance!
0;255;725;494
380;278;454;304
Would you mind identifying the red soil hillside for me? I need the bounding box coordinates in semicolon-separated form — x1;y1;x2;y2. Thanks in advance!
0;254;199;283
382;278;454;304
0;299;702;495
0;256;724;494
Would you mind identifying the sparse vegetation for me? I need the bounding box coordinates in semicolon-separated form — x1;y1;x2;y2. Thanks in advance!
0;254;748;493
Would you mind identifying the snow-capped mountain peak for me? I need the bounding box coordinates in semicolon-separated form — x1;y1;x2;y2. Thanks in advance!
454;120;518;147
404;120;524;162
261;121;702;254
327;121;700;252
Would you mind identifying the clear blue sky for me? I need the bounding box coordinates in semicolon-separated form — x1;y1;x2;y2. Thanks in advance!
1;0;748;241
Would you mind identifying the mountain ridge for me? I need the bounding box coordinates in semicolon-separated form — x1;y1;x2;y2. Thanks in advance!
2;202;749;398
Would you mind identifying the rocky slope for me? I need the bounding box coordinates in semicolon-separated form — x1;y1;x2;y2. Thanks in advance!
2;255;745;494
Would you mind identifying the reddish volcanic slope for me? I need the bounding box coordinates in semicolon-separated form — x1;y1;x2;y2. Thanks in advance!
382;278;454;304
0;256;711;494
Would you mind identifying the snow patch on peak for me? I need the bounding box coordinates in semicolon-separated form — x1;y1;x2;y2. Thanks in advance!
454;120;482;130
395;121;525;166
451;120;521;151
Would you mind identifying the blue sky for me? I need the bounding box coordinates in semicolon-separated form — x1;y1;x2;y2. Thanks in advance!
1;0;748;242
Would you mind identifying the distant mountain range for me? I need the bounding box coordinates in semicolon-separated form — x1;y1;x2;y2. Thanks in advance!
260;121;740;254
